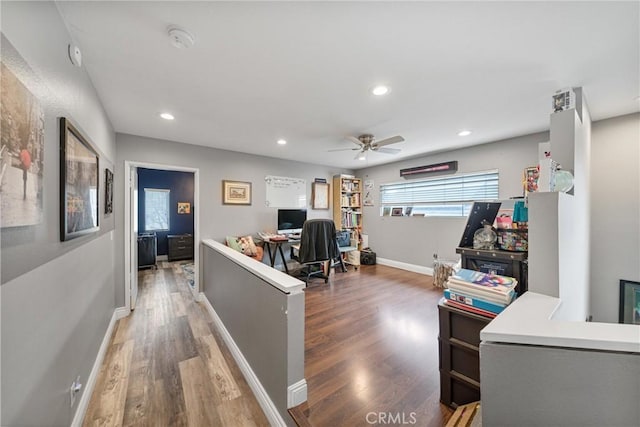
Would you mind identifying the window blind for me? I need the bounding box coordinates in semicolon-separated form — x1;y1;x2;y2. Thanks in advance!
144;188;170;231
380;170;499;217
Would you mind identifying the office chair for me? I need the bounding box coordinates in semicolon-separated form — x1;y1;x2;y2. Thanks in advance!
296;219;343;284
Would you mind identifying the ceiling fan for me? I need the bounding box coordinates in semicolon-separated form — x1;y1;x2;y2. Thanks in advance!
329;134;405;160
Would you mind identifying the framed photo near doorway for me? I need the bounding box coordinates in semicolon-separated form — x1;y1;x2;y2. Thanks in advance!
222;180;251;205
60;117;100;241
619;279;640;324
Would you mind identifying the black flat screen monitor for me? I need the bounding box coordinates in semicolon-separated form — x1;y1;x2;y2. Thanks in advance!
277;209;307;235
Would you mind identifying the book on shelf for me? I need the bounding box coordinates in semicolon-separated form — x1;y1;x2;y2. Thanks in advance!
452;268;518;289
444;289;507;315
442;298;497;318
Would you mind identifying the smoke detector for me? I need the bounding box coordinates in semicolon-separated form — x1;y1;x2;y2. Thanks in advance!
167;26;195;49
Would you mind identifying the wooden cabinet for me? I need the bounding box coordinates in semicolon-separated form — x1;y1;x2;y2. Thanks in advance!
456;247;528;296
438;301;490;408
167;234;194;261
332;175;362;249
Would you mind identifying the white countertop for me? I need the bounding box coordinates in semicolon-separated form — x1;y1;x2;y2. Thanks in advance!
481;291;640;353
202;239;305;294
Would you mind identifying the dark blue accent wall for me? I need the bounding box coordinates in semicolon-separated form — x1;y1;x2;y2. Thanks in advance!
138;168;194;256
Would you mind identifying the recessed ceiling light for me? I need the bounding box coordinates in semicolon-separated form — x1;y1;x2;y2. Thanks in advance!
371;85;390;96
457;130;472;137
160;112;175;120
277;139;287;145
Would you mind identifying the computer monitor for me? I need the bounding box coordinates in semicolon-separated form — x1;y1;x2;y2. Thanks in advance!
277;209;307;235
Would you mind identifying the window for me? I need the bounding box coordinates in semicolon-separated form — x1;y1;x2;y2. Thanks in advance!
144;188;170;231
380;170;499;217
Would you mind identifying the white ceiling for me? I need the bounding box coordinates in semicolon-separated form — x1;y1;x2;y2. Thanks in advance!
56;1;640;170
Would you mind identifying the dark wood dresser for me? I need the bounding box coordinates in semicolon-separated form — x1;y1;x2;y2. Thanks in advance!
167;234;194;261
438;300;491;408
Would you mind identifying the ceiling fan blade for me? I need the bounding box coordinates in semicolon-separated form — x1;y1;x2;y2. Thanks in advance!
373;135;405;148
328;147;359;152
375;147;402;154
346;136;365;147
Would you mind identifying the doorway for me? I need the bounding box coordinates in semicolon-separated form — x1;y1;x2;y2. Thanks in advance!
124;161;200;311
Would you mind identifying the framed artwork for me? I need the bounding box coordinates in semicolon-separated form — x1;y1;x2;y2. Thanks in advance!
363;179;374;206
404;206;413;216
391;207;404;216
619;279;640;324
223;180;251;205
60;117;99;241
523;166;539;196
177;202;191;214
312;182;329;209
0;60;45;228
104;168;113;214
382;207;391;217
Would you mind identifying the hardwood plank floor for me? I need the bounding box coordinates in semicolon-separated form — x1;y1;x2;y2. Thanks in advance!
83;261;269;427
303;264;453;427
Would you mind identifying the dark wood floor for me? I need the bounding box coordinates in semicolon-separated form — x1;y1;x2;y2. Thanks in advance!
303;264;453;426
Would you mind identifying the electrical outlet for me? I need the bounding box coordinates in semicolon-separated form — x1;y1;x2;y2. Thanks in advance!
70;376;82;407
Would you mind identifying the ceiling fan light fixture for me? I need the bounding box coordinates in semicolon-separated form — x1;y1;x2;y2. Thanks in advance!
371;85;390;96
277;139;287;145
457;130;472;137
160;112;175;120
358;153;366;160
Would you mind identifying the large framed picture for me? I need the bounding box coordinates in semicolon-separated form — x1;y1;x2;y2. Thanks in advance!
312;182;329;209
60;117;100;241
222;180;251;205
619;279;640;324
0;60;45;228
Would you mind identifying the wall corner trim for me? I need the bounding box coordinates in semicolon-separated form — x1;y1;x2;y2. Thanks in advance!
200;293;287;427
377;257;434;276
287;379;308;408
70;306;128;427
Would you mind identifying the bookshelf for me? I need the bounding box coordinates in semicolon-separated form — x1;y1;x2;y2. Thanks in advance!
332;175;362;249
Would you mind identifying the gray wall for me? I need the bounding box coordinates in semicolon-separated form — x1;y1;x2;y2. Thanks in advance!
203;244;304;426
356;132;546;264
115;133;350;306
480;341;640;426
590;113;640;322
1;2;116;425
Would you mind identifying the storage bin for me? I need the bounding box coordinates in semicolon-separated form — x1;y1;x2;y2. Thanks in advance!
497;228;528;251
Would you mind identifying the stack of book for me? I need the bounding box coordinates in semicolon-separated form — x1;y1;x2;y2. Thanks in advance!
444;268;518;318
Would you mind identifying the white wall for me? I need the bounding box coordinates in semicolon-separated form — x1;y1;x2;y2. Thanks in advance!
590;113;640;322
114;133;351;307
1;2;116;425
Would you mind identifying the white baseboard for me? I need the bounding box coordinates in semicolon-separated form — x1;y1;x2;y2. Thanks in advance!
287;379;307;408
71;306;129;427
200;293;286;427
376;257;434;276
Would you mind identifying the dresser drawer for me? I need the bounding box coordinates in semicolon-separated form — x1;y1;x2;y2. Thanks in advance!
167;235;194;261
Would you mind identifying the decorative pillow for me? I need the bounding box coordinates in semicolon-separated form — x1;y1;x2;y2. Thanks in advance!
226;236;243;253
238;235;258;256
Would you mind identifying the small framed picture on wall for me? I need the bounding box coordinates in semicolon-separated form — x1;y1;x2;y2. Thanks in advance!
312;182;329;209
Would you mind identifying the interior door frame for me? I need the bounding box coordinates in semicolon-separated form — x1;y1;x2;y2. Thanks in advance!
124;160;200;311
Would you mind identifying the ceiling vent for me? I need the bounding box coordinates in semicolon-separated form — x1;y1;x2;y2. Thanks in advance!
167;26;195;49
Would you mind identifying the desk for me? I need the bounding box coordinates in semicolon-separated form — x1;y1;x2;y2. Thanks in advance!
264;238;299;274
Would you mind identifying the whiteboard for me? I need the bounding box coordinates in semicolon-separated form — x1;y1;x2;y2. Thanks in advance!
265;175;307;208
